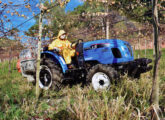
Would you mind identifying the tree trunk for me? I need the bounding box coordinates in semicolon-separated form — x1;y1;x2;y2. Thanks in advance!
150;0;161;119
36;6;43;99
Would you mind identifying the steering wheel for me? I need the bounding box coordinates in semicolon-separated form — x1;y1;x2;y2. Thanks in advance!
71;39;83;49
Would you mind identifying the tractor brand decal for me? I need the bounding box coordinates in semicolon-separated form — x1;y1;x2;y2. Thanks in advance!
91;43;110;49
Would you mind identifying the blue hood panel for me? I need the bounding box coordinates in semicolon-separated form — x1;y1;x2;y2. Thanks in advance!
83;39;134;64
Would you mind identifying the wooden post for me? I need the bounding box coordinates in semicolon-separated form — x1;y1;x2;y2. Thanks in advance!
36;3;43;99
138;28;141;59
106;4;110;39
8;47;12;73
102;18;105;39
138;38;140;59
145;39;147;58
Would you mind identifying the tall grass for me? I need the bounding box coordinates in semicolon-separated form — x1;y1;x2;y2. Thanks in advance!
0;49;164;119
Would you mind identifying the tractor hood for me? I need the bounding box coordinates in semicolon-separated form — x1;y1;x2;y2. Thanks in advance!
83;39;134;64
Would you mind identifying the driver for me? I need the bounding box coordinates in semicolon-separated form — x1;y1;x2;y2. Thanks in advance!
48;30;75;67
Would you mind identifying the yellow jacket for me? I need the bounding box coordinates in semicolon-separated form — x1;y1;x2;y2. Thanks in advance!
48;30;71;51
48;30;75;64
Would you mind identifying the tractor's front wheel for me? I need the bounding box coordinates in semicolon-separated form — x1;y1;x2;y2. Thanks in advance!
39;59;64;91
86;64;118;91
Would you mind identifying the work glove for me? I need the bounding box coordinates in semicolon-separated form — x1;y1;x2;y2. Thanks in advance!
54;47;61;52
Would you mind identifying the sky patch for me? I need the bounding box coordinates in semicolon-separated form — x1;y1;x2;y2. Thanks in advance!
1;0;84;40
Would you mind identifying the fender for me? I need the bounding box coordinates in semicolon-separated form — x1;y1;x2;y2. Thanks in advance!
41;51;68;73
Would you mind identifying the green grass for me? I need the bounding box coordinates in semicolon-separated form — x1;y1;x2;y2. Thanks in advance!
0;49;164;120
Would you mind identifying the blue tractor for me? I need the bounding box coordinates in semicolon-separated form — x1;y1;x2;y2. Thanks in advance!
19;39;152;91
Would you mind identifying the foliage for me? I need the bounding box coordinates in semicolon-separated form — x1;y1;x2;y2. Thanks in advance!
87;0;165;24
24;0;165;45
25;1;108;42
24;1;70;39
0;37;22;49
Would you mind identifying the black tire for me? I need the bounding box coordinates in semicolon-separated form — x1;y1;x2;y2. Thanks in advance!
86;64;118;91
39;58;64;91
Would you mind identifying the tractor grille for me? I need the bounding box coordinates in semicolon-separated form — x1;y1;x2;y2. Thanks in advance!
111;48;122;58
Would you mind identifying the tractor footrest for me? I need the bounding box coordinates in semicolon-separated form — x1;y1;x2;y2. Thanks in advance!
65;68;85;73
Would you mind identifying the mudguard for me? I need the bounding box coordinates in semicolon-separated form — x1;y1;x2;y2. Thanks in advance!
41;51;68;73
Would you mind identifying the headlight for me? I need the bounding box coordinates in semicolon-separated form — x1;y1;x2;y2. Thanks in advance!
124;43;133;56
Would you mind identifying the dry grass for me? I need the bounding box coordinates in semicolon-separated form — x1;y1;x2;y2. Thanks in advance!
0;49;164;119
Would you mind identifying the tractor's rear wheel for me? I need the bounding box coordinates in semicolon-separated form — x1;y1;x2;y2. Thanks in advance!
39;59;64;91
86;64;118;91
